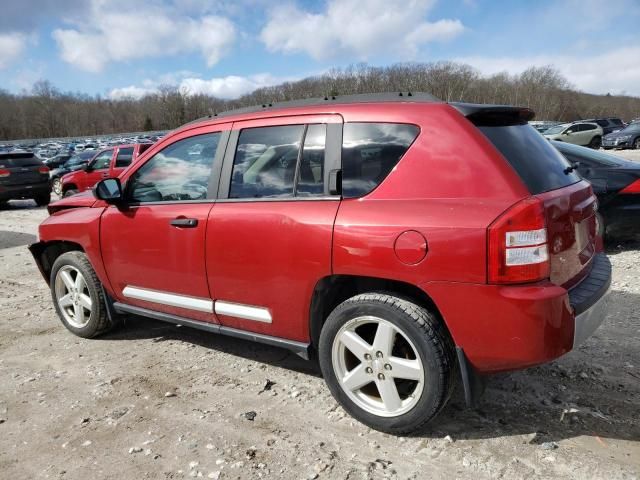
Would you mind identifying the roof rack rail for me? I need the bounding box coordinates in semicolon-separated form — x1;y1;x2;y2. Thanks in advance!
183;92;440;127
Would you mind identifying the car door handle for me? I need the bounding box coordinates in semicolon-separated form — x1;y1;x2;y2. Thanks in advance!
170;218;198;228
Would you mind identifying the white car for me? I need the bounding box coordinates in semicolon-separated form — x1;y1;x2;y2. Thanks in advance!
544;122;604;149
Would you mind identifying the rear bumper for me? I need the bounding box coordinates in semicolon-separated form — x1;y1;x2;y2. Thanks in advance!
0;182;50;200
421;253;612;374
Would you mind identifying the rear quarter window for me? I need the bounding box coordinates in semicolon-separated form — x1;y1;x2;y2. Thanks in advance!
479;124;581;194
342;123;419;198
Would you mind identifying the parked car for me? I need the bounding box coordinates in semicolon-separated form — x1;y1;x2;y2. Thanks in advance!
602;122;640;150
553;141;640;238
582;117;626;135
0;152;51;207
29;94;610;435
544;122;604;148
60;143;152;197
50;151;98;196
43;153;72;169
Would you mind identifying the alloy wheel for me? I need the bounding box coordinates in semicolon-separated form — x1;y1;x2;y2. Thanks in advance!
52;178;61;196
54;265;92;328
331;316;425;417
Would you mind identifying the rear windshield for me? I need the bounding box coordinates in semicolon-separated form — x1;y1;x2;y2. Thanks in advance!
479;124;580;194
0;154;41;168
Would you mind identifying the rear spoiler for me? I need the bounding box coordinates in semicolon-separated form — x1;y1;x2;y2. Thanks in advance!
450;103;535;126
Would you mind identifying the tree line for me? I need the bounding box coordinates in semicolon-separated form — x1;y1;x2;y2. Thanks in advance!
2;62;639;141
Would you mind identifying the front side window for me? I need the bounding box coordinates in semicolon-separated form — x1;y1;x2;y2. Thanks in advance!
91;150;113;170
230;125;304;199
342;123;419;198
115;147;134;167
128;133;220;202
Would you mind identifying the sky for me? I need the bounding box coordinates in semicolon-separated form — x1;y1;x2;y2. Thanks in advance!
0;0;639;100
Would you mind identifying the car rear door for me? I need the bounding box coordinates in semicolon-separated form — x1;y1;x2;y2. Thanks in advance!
100;125;230;323
205;114;342;342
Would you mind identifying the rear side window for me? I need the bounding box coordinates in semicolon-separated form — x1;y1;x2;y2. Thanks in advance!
0;154;41;168
611;118;623;125
115;147;134;167
595;120;608;127
583;124;597;131
230;125;304;199
479;124;580;194
342;123;419;198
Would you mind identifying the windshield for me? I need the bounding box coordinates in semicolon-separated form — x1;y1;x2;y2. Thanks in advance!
618;124;640;134
552;141;623;167
544;124;567;135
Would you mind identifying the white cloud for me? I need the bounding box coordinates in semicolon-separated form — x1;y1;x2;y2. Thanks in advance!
0;33;29;69
109;73;287;100
260;0;465;60
53;2;236;72
457;47;640;96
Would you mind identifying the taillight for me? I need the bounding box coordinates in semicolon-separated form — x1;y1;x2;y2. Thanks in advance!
620;178;640;194
0;168;10;178
488;197;550;284
38;166;49;174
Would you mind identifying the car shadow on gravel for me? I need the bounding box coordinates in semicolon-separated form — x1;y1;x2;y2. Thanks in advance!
0;200;44;210
101;316;320;377
0;230;38;249
605;238;640;254
100;291;639;443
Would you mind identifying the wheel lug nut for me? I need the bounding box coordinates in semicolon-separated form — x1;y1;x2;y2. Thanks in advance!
365;367;373;374
384;364;392;371
364;353;372;361
377;373;385;380
376;351;383;358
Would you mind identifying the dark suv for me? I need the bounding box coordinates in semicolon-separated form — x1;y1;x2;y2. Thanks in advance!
30;94;611;434
0;152;51;207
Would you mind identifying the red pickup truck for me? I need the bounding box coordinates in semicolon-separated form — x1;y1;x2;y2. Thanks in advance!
61;143;152;197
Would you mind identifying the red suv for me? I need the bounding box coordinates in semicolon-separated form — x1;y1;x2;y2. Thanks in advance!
61;143;152;197
30;94;611;434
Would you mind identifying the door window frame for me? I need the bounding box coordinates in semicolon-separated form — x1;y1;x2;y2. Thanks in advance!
117;124;231;206
216;114;342;202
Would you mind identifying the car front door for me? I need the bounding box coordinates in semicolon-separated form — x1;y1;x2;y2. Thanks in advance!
206;115;342;342
84;149;114;190
100;125;230;323
110;146;134;177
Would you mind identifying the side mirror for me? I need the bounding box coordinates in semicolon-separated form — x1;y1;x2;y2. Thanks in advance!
565;130;573;135
84;163;93;172
94;178;123;204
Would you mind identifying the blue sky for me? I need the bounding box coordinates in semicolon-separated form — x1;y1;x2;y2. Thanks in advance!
1;0;639;99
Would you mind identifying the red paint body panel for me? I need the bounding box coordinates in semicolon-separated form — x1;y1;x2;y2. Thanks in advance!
421;280;574;373
206;201;339;341
61;144;147;194
100;204;216;323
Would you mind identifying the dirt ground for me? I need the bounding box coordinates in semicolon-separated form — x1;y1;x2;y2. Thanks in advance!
1;150;639;480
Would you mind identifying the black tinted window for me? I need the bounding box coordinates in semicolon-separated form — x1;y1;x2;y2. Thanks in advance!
342;123;419;198
611;118;623;125
115;147;134;167
479;124;580;194
129;133;220;202
583;124;597;131
296;124;326;196
595;120;608;127
230;125;304;199
0;154;41;168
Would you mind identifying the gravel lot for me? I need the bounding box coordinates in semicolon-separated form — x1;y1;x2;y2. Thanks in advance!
1;150;639;480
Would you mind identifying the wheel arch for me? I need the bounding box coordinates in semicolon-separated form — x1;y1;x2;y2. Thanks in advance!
309;274;452;353
29;240;85;285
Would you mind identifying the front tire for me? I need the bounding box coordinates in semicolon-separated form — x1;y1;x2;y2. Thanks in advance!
34;193;51;206
634;137;640;150
319;293;455;435
50;251;117;338
63;189;78;198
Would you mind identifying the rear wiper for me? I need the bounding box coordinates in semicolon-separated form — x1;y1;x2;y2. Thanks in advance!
564;162;580;174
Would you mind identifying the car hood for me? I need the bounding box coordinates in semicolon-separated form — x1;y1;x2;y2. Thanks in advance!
47;190;97;214
605;130;637;139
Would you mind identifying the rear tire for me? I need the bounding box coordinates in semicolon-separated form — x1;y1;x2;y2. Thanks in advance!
319;293;455;435
589;136;602;149
50;251;118;338
634;137;640;150
34;193;51;207
63;189;78;198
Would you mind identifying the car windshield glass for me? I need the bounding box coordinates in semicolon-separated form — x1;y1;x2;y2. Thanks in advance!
0;155;41;168
544;124;566;134
552;141;622;167
619;124;640;134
